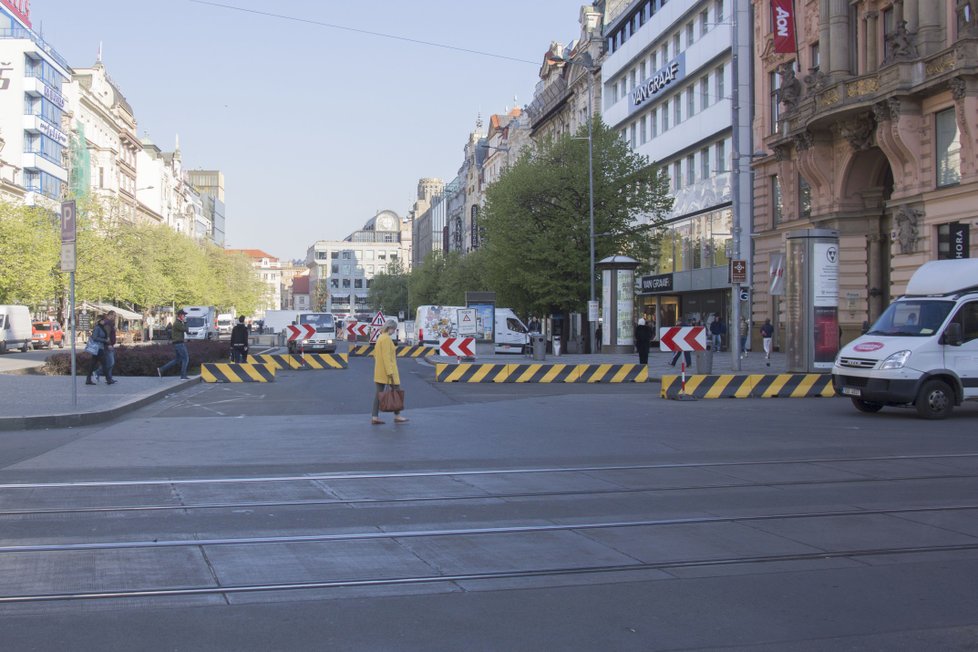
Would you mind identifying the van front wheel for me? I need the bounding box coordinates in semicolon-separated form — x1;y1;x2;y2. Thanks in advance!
915;379;954;420
851;398;883;413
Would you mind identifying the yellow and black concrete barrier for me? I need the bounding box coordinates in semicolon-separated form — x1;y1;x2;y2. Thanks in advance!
246;353;348;370
202;362;276;383
661;373;835;399
348;344;436;358
435;362;649;383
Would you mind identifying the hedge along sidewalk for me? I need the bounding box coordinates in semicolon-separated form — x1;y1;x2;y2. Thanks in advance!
43;340;234;377
0;375;200;431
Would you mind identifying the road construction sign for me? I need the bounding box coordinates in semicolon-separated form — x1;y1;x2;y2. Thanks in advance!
456;308;477;335
658;326;707;352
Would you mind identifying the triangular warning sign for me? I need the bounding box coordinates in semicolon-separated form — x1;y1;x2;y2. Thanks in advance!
461;313;473;322
370;311;386;327
369;327;381;343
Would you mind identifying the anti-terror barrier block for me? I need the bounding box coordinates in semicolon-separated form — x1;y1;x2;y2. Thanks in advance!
348;344;436;358
660;373;835;399
435;363;649;383
202;362;276;383
247;353;348;369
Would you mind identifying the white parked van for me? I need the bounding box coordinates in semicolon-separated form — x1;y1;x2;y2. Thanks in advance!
0;305;32;353
832;259;978;419
416;305;529;354
216;313;235;336
183;306;217;340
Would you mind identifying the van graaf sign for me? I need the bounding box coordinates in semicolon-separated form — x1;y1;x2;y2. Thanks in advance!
630;53;686;114
641;273;673;293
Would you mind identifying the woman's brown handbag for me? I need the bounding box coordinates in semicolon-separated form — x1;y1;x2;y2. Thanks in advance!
378;386;405;412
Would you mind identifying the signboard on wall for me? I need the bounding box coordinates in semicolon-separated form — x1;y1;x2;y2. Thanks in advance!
1;0;31;27
939;222;970;259
629;53;686;114
640;273;673;293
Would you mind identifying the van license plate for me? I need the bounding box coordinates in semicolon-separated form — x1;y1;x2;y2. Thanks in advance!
842;387;861;397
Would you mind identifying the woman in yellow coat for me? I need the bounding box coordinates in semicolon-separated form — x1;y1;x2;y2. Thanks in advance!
371;318;407;424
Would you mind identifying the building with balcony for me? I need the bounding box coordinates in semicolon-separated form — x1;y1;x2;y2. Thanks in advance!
0;2;70;206
603;0;738;329
305;210;407;317
63;59;141;220
751;0;978;343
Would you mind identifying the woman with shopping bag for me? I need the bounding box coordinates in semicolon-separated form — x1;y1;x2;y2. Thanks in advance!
371;318;407;425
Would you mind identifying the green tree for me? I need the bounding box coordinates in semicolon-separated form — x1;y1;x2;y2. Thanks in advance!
481;116;673;318
369;259;409;317
0;201;60;306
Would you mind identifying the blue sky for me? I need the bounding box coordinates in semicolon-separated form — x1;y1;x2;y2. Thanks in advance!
33;1;584;261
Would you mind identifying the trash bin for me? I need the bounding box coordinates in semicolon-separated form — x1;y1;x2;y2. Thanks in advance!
694;348;714;374
553;335;562;357
530;333;546;361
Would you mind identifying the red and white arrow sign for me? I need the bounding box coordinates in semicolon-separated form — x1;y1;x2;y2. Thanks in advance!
439;337;475;357
286;323;317;342
345;322;371;338
658;326;707;352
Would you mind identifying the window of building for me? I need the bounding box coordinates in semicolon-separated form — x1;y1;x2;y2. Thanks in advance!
700;148;710;179
342;251;351;259
936;108;962;187
662;101;670;131
716;140;726;172
686;154;695;185
651;108;658;137
331;251;339;258
366;264;374;274
772;176;784;224
686;88;695;117
715;0;724;23
630;122;637;148
673;161;682;190
342;279;351;288
700;76;710;109
715;65;725;100
686;21;694;46
354;279;363;289
810;42;820;72
640;117;647;144
700;10;709;36
799;176;812;218
331;263;339;274
650;51;657;71
769;69;782;134
341;264;351;275
673;33;680;55
330;279;339;289
674;98;682;124
639;60;646;80
661;44;668;63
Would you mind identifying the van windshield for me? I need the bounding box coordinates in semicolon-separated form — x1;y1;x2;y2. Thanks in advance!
299;313;334;330
186;317;207;328
866;300;955;337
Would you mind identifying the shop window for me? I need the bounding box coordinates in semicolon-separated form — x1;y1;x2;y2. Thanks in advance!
769;69;781;134
771;176;784;224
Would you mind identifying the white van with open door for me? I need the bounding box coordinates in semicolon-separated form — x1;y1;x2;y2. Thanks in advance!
832;259;978;419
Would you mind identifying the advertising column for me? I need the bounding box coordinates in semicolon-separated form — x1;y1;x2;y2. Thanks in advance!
597;256;640;354
785;230;839;372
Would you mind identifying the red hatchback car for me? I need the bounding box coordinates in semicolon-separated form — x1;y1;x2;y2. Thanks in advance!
32;321;64;349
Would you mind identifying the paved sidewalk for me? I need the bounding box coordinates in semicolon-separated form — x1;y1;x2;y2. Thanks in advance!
0;356;199;431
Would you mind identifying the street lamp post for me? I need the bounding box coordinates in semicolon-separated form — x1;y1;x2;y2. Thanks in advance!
586;67;597;355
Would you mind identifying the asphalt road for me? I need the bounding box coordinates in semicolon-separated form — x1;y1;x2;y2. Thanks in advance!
1;357;978;650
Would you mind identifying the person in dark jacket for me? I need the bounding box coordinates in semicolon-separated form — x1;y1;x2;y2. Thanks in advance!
634;318;653;364
86;314;116;385
230;315;250;363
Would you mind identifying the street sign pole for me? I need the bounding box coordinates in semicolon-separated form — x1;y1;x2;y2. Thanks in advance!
61;201;77;407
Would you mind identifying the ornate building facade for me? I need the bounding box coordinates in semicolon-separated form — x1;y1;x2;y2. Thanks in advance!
752;0;977;344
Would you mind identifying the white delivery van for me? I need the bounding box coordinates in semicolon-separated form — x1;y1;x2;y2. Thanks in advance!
416;305;529;354
287;312;337;353
0;305;32;353
832;259;978;419
216;313;235;336
183;306;217;340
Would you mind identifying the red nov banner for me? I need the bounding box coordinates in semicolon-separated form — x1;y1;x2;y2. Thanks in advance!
771;0;796;54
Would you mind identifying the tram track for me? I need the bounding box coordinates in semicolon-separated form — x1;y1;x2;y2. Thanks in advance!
0;468;977;517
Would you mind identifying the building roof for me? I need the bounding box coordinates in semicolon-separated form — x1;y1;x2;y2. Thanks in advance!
226;248;278;261
291;275;310;294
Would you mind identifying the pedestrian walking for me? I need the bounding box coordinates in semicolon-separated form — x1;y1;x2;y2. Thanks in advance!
709;315;726;351
92;310;117;384
85;314;116;385
594;322;603;352
761;318;775;363
371;318;407;425
157;309;190;379
230;315;249;363
634;318;652;364
740;317;750;358
670;317;693;367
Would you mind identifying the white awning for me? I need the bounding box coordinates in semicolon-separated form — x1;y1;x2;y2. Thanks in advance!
79;301;143;321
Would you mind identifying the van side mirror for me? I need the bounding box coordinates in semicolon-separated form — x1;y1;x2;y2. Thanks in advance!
943;322;963;347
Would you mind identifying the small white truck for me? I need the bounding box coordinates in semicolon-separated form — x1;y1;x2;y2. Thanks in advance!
182;306;217;340
286;312;337;354
832;259;978;419
415;305;529;354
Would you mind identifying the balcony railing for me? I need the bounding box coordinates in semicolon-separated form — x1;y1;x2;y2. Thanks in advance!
0;27;71;71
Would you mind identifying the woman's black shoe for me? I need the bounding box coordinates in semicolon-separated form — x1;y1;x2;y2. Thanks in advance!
85;379;96;385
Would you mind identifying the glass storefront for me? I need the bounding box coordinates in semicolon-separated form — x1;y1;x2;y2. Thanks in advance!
655;207;732;274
